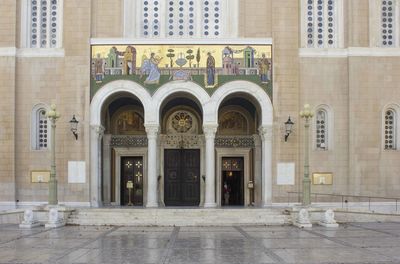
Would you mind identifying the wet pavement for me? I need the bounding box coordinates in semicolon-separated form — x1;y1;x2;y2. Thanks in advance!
0;222;400;263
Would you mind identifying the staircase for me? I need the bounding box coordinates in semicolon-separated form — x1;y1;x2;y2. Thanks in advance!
67;208;290;226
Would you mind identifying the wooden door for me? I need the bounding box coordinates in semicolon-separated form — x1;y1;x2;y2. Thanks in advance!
164;149;200;206
121;157;143;206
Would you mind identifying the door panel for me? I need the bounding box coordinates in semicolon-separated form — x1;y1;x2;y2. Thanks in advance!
164;149;200;206
121;157;143;206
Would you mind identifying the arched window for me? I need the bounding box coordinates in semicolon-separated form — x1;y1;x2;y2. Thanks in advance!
384;108;397;150
315;109;328;150
124;0;238;38
31;104;50;150
21;0;63;48
380;0;397;47
302;0;344;48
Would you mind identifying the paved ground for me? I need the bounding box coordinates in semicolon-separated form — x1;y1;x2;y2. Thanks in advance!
1;223;400;264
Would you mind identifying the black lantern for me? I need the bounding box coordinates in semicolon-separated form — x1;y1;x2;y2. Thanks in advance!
69;115;79;140
284;116;294;142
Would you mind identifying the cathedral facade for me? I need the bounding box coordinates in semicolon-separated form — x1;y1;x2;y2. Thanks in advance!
0;0;399;209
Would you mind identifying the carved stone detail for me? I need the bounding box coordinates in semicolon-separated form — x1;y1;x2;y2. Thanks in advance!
294;208;312;228
160;134;202;148
215;136;255;148
145;124;159;139
45;207;66;228
203;124;218;140
319;209;339;227
171;111;193;133
91;125;105;139
19;209;40;228
259;125;273;141
110;135;148;147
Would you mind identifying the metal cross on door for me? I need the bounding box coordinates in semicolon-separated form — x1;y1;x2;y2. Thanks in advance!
121;157;143;206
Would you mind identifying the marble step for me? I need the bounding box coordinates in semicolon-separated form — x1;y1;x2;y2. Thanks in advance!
67;208;290;226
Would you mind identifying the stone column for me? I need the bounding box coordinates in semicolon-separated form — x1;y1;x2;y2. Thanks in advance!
259;125;273;206
145;124;159;207
102;134;112;205
203;124;218;207
90;125;105;207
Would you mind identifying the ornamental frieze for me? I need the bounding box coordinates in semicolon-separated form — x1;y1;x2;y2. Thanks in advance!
110;135;148;147
214;136;255;148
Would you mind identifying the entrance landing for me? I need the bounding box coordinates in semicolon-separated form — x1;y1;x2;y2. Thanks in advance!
67;208;289;226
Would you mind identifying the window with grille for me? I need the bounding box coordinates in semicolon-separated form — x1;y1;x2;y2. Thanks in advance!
134;0;234;38
381;0;396;47
304;0;339;48
23;0;62;48
36;109;49;150
384;109;397;150
316;109;328;150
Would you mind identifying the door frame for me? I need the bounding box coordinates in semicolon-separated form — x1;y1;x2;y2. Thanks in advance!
114;147;147;206
215;148;252;207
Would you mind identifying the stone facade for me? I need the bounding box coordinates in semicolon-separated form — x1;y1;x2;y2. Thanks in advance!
0;0;399;208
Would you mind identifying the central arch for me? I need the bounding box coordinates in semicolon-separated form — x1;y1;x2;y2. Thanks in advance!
152;81;211;125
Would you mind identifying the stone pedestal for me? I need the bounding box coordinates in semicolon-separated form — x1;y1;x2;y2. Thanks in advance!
318;209;339;227
19;209;40;228
293;208;312;228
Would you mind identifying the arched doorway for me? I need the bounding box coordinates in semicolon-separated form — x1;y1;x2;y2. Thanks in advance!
216;93;261;207
101;92;147;206
159;93;204;206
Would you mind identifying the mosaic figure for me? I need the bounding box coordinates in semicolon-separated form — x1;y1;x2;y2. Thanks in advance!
123;46;136;75
141;53;163;85
94;53;104;83
258;53;270;83
206;52;216;86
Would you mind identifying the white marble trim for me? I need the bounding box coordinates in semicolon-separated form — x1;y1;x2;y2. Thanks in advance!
90;38;273;45
0;47;17;57
16;48;65;57
300;47;400;57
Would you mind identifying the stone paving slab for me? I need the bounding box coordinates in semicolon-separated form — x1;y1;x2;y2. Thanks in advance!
0;223;399;263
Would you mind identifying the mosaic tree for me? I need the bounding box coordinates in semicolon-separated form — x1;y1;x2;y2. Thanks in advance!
186;49;195;68
167;49;175;68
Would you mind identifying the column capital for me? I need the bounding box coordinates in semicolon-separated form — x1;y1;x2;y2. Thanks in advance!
258;125;273;141
145;124;159;138
91;125;105;137
203;124;218;139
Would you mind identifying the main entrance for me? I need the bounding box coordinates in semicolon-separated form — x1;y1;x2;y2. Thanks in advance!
121;157;144;206
164;149;200;206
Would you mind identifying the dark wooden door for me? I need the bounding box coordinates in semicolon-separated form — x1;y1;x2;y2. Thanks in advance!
164;149;200;206
121;157;143;206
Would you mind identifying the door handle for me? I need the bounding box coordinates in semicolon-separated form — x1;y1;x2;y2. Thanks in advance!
193;175;198;180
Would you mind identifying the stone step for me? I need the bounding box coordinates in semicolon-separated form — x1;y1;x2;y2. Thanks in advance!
67;208;290;226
